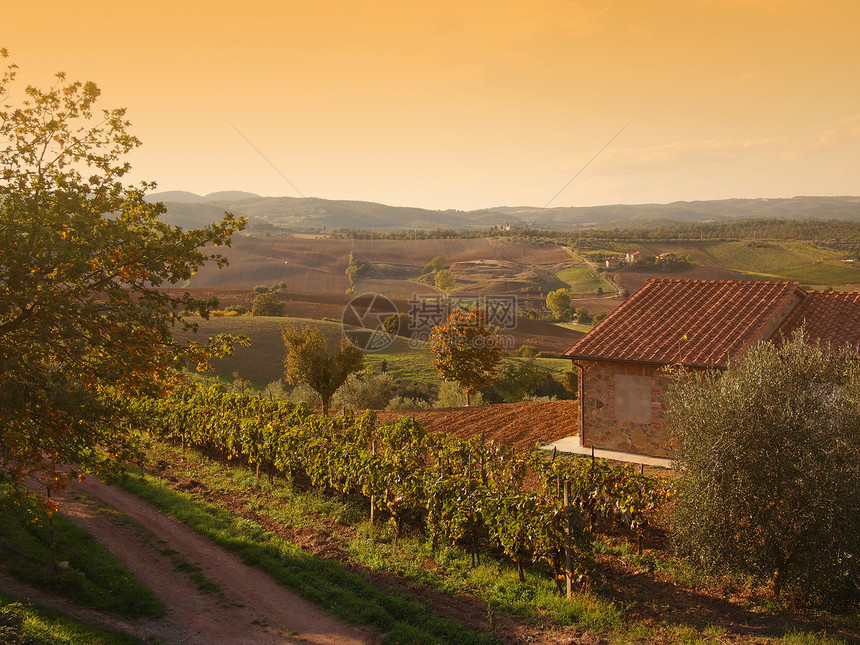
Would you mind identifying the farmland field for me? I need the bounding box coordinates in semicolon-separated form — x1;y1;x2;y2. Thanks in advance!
634;240;860;287
175;315;577;389
555;265;607;293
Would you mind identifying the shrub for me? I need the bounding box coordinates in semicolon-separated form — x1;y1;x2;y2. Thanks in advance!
332;372;397;411
489;360;567;402
436;380;482;407
288;383;322;409
666;330;860;608
251;292;286;317
382;313;414;338
386;396;434;411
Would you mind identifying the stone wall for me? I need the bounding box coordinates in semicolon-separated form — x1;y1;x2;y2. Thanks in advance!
577;360;672;458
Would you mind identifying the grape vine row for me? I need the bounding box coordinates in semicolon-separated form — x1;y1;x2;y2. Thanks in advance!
132;384;670;590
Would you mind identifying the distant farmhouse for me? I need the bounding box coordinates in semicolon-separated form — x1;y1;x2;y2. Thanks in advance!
560;279;860;462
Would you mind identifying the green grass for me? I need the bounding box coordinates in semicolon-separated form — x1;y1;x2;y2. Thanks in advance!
363;336;442;386
555;265;608;293
554;321;594;334
0;595;142;645
118;460;498;645
0;487;165;619
632;240;860;287
176;315;350;387
127;441;856;645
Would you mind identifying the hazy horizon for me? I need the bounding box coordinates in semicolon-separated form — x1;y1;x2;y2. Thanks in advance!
5;1;860;211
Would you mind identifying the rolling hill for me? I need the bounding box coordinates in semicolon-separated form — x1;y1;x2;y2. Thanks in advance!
149;192;860;233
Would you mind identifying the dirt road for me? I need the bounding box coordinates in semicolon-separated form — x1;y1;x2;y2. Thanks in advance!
2;477;376;645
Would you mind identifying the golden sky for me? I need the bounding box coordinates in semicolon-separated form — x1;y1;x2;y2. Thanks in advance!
4;1;860;209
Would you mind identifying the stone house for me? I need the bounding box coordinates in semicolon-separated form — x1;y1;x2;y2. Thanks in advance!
560;279;860;461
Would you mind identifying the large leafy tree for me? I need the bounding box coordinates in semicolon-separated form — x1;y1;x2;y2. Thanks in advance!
282;324;364;416
666;330;860;607
430;307;501;406
545;288;573;322
0;51;244;490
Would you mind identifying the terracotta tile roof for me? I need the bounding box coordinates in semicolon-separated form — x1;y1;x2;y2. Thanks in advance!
775;290;860;351
562;279;801;368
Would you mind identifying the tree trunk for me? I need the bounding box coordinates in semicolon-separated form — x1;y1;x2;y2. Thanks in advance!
466;389;471;407
47;486;57;573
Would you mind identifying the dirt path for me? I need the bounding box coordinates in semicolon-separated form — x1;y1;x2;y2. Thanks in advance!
2;477;376;645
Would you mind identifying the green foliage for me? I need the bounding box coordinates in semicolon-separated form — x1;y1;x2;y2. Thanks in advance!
0;597;142;645
0;486;164;618
225;304;248;315
434;268;456;294
0;52;244;489
345;254;373;285
488;360;567;403
251;291;286;316
136;382;670;597
382;312;413;338
560;370;578;397
421;255;448;275
332;371;397;411
627;254;693;272
513;344;538;358
666;331;860;607
386;395;434;411
282;324;364;415
546;289;573;321
436;380;483;407
574;307;591;325
430;308;502;406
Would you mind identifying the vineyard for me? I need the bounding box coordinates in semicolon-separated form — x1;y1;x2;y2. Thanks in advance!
135;384;669;591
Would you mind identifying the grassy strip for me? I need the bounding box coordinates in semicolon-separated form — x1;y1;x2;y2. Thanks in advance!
0;594;141;645
135;441;855;645
119;470;499;645
0;487;165;619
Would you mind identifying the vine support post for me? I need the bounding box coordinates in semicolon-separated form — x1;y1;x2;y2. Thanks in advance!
370;439;376;526
563;479;573;599
638;462;644;556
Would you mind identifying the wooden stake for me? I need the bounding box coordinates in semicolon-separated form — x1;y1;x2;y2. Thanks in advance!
564;479;573;599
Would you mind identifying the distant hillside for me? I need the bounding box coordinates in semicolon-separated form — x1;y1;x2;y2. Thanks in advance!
147;193;860;232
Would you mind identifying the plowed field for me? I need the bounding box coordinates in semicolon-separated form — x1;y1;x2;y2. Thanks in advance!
377;400;579;452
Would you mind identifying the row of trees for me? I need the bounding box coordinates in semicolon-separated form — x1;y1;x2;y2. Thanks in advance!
330;220;860;245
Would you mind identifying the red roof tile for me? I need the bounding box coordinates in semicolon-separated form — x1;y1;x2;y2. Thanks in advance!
775;290;860;351
563;279;801;368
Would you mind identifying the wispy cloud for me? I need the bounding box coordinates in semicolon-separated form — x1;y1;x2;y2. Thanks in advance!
600;138;783;173
816;115;860;148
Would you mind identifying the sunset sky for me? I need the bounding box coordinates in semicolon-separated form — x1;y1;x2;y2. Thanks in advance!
4;1;860;210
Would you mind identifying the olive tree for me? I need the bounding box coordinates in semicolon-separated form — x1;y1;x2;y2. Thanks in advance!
666;330;860;607
282;324;364;416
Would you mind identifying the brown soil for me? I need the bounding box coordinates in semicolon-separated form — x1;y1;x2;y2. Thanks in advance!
2;477;376;645
377;400;580;452
189;237;569;293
